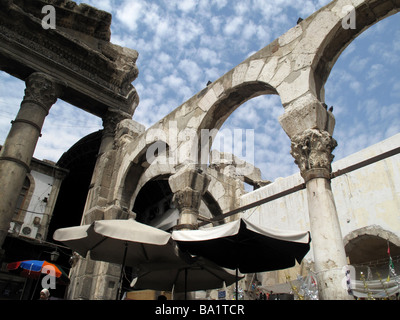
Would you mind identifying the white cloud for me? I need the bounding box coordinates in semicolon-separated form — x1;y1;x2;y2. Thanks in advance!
367;64;384;79
176;0;197;13
115;0;144;31
88;0;113;12
214;0;228;10
391;81;400;98
197;47;220;66
234;2;249;16
242;21;257;40
223;16;244;36
178;59;202;85
349;56;369;72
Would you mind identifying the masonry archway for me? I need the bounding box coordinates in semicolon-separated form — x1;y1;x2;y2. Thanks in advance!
49;131;101;236
132;174;221;231
277;2;400;140
197;81;279;169
132;176;175;230
118;139;169;210
313;2;400;101
344;226;400;264
198;82;277;132
324;13;399;161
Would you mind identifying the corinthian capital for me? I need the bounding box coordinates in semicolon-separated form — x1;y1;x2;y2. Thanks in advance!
102;111;130;138
290;129;337;181
169;167;211;229
172;187;202;214
23;73;62;112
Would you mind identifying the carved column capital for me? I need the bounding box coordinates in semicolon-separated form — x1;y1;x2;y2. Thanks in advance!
172;187;202;214
290;129;337;182
102;111;130;139
169;167;211;229
22;72;63;113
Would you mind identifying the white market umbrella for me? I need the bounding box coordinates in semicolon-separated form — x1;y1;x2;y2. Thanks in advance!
54;219;183;299
54;219;174;265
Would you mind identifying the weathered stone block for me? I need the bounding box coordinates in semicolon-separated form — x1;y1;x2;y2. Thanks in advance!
115;119;145;140
83;206;105;224
258;56;279;84
279;96;335;138
277;68;316;106
168;167;210;194
369;0;395;17
79;276;93;300
278;24;303;47
197;87;218;112
244;59;265;82
103;204;133;220
270;60;291;87
232;63;248;87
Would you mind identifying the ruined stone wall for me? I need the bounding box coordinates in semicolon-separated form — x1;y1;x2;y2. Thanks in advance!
2;0;397;299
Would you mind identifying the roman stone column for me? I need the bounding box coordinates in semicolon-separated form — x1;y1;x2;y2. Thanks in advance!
169;167;210;230
67;111;134;300
290;128;351;300
82;111;129;224
0;72;61;251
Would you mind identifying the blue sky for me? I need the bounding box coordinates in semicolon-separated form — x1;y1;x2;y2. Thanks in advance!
0;0;399;182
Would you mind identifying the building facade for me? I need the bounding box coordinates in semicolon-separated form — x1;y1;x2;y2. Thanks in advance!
0;154;67;300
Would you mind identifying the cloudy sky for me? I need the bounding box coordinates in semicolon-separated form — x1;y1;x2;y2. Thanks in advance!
0;0;399;182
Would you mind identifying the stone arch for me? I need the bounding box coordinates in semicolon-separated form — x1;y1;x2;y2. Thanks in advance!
131;172;222;230
132;175;174;229
278;0;399;139
50;130;101;232
130;160;175;208
188;1;400;160
344;225;400;264
149;0;400;169
202;190;223;220
119;139;171;211
312;0;400;101
198;81;278;132
195;80;278;166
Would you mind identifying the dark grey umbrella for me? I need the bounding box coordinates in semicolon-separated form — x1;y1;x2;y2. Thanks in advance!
131;257;241;299
172;218;311;299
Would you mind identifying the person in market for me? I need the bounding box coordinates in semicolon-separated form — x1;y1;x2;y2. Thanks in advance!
39;288;50;300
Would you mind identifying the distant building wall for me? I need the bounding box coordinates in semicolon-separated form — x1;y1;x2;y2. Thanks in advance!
239;133;400;286
8;159;68;241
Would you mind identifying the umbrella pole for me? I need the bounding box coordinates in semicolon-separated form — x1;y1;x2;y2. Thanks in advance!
236;268;238;301
31;276;41;300
20;278;28;300
116;242;128;300
185;268;187;300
